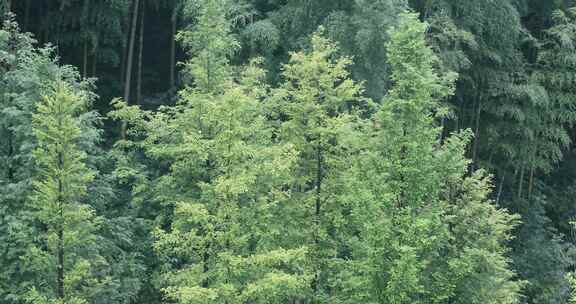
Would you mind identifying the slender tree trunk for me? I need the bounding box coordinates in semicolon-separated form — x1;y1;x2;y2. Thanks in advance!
83;39;88;78
472;94;482;170
517;164;525;200
121;0;140;138
92;47;97;77
136;0;145;105
170;9;177;90
120;13;129;91
57;223;64;300
6;128;13;181
124;0;140;103
528;166;534;200
496;174;505;205
312;143;322;295
56;152;65;300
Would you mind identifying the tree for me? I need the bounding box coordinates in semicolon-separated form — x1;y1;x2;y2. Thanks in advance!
413;2;576;302
531;7;576;183
0;16;93;303
268;28;365;303
177;0;239;93
340;13;522;303
23;82;104;304
110;1;309;303
148;64;308;303
120;0;140;138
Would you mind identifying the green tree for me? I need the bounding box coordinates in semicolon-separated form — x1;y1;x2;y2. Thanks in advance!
531;7;576;181
110;1;309;302
413;2;576;302
0;18;37;302
23;82;103;304
177;0;239;93
0;16;98;303
148;64;308;303
1;16;147;304
341;13;522;303
268;28;365;303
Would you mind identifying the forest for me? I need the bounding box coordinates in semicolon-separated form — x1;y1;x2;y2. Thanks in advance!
1;0;576;303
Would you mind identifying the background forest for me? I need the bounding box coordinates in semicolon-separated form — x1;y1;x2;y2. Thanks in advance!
2;0;576;303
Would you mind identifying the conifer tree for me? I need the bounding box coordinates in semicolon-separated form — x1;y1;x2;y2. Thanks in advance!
148;64;308;303
1;16;147;304
268;28;365;303
111;1;309;302
5;2;576;304
23;82;105;304
0;17;98;303
177;0;239;93
341;13;522;303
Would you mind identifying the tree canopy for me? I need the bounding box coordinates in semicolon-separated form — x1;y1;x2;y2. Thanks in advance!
3;0;576;303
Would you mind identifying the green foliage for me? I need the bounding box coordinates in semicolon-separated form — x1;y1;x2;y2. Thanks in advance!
0;16;93;303
1;15;147;304
150;69;307;303
110;1;310;302
417;2;576;302
5;2;576;304
25;82;102;304
340;13;521;304
530;7;576;173
332;0;408;99
42;0;130;68
268;28;365;303
178;0;240;92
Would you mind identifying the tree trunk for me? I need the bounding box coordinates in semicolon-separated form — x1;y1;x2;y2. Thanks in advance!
57;224;64;300
136;0;145;105
6;128;13;181
170;8;177;90
120;9;129;91
121;0;140;138
517;164;525;200
312;143;322;294
83;39;88;78
92;47;97;77
496;174;505;205
56;153;65;300
528;165;534;200
471;93;482;170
